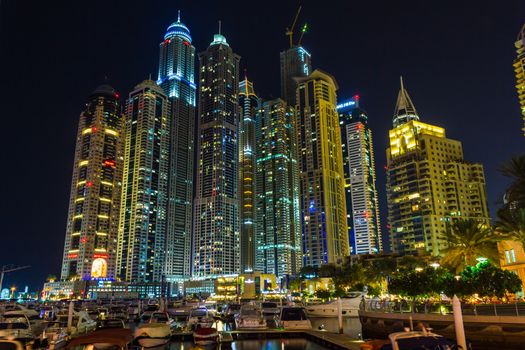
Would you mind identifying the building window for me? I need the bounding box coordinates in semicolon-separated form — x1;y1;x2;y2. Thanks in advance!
511;249;517;263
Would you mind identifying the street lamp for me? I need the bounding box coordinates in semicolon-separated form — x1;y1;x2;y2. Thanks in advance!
10;286;16;299
414;267;423;272
430;262;440;269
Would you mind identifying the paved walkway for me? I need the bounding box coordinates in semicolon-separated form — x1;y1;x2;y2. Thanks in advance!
305;330;364;349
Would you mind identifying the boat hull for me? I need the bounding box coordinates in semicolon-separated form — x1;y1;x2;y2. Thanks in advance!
135;337;170;348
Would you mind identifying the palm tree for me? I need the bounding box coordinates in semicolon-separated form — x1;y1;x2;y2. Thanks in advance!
499;155;525;207
495;207;525;247
441;219;500;273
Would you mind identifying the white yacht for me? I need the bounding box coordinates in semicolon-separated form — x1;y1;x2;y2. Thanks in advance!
235;305;267;330
0;315;34;343
187;307;214;331
279;307;312;330
304;292;365;318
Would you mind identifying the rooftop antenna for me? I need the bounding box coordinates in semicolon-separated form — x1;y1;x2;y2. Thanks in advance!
148;73;152;81
177;10;181;22
285;5;302;48
218;20;222;35
400;76;405;92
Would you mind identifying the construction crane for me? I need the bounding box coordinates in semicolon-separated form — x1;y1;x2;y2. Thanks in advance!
297;23;308;47
0;265;30;295
285;5;302;48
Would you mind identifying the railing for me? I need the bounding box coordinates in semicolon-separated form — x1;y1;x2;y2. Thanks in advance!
361;299;525;317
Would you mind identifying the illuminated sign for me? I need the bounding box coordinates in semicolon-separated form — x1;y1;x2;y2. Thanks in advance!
336;99;356;111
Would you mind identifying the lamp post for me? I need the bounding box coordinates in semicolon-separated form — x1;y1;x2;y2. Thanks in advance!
10;286;16;299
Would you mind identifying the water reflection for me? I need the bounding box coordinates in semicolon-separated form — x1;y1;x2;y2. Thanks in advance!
310;317;362;339
168;339;330;350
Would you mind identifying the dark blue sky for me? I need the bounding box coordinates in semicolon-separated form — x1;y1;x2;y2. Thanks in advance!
1;0;523;290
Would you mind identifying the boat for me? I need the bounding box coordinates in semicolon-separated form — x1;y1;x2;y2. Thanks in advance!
149;312;175;329
2;311;44;337
360;329;460;350
54;310;97;335
67;328;133;350
279;307;312;330
193;326;218;346
305;292;365;318
0;314;34;343
260;301;280;320
222;303;241;323
187;307;214;331
0;339;25;350
134;322;171;348
235;305;267;330
0;305;39;319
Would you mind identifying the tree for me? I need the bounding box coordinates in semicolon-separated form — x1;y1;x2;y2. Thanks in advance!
495;207;525;248
315;289;332;301
46;274;57;283
498;155;525;207
299;265;319;278
388;267;450;301
440;219;500;273
460;261;522;298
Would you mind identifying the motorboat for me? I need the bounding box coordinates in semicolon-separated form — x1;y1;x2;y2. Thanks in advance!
193;326;218;346
278;307;312;330
0;339;25;350
0;305;39;319
149;312;175;329
187;307;214;331
235;305;267;330
108;305;128;322
54;310;97;335
39;321;69;350
67;328;133;350
96;318;126;330
305;292;365;318
0;315;34;343
222;303;241;323
134;323;171;348
260;301;280;320
2;311;44;336
360;329;460;350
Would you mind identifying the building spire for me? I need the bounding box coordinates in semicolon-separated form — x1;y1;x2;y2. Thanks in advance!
218;20;222;35
177;10;181;22
393;76;419;127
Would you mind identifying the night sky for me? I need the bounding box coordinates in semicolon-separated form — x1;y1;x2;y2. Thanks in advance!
1;1;524;291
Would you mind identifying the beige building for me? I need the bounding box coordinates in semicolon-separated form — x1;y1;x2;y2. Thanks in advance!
295;70;349;267
387;78;490;256
498;240;525;297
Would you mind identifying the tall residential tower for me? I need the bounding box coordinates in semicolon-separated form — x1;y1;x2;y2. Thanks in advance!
255;99;302;278
280;46;311;107
339;97;382;255
157;13;197;280
239;78;259;273
117;80;170;282
514;23;525;135
386;78;490;256
61;85;124;281
296;70;349;267
193;32;241;277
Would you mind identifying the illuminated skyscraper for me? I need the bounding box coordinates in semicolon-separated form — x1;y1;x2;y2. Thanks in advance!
387;78;490;256
61;85;124;281
280;46;311;106
338;97;382;255
193;32;241;277
255;99;302;278
514;24;525;135
296;70;349;267
157;13;196;279
239;78;259;273
117;80;170;282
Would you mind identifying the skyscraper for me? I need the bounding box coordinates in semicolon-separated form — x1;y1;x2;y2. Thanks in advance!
280;46;311;107
61;85;124;281
239;77;259;273
514;23;525;135
255;98;302;278
296;70;349;267
338;97;382;255
193;32;241;277
117;80;170;282
157;13;196;279
386;78;490;256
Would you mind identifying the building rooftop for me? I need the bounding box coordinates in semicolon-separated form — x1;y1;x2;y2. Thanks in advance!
91;84;116;97
164;11;192;43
